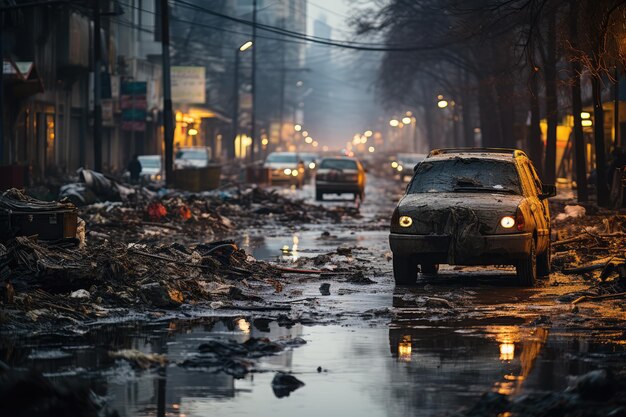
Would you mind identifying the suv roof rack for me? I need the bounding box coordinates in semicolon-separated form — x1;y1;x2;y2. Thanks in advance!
428;148;527;158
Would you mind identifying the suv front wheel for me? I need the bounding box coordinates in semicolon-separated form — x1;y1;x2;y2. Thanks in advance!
516;238;537;287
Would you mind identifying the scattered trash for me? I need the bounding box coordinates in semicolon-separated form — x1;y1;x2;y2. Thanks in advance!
555;204;586;222
109;349;167;370
69;289;90;299
271;372;305;398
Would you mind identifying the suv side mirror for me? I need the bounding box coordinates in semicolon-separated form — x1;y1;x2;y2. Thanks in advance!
539;184;557;200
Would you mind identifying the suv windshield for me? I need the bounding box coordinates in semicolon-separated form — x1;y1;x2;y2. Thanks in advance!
408;158;521;194
319;159;357;170
138;157;160;168
266;154;298;163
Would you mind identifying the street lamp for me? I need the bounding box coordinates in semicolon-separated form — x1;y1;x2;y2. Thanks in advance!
232;40;253;159
402;116;412;124
389;119;399;127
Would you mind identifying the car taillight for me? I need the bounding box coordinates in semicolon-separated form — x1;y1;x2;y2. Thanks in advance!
515;209;525;232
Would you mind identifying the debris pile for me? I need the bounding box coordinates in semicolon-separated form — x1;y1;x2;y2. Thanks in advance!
0;235;299;328
551;204;626;302
181;336;307;378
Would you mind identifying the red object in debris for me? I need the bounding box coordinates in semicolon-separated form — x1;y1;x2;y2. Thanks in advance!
179;205;192;220
147;202;167;220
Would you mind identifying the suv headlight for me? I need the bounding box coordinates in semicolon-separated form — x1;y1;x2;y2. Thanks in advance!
399;216;413;227
500;216;515;228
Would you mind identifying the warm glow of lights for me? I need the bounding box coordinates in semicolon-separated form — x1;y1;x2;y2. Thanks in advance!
437;94;444;100
399;215;412;227
364;130;373;137
261;138;269;146
188;128;198;136
172;404;180;410
405;111;413;117
175;112;183;122
368;146;375;153
500;216;515;228
294;124;302;131
284;168;292;175
437;100;449;108
389;119;399;127
308;162;316;169
305;137;313;144
360;135;367;144
582;119;593;127
312;141;319;147
302;130;309;137
239;41;253;51
237;318;251;334
402;116;412;124
500;341;515;361
397;165;404;172
291;170;298;176
322;146;329;152
398;335;412;361
391;161;398;168
580;111;591;119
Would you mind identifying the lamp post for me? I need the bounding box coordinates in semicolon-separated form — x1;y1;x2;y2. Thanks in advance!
231;41;253;159
437;95;459;147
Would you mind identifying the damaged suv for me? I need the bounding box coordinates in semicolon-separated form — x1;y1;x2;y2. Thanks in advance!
389;148;556;286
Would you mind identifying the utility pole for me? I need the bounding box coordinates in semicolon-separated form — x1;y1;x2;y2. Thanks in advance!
93;0;103;171
161;0;174;186
250;0;257;162
615;66;620;148
0;9;4;166
278;23;286;156
231;51;240;159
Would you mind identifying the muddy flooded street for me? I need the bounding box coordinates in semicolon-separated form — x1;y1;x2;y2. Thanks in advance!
3;175;626;417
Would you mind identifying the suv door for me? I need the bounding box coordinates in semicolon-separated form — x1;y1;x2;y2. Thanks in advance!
520;161;550;252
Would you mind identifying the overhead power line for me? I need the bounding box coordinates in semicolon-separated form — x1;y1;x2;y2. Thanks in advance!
171;0;452;52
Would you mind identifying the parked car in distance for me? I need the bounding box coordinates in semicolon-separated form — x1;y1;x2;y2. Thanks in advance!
137;155;162;181
315;156;366;201
392;153;427;180
174;147;212;169
389;148;556;287
122;155;163;182
264;152;304;187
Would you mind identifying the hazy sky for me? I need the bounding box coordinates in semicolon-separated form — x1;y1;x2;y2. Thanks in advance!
307;0;354;39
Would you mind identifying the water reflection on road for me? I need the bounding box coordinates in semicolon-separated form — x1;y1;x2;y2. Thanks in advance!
3;315;625;417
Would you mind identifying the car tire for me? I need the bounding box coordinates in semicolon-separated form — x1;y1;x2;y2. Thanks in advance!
315;190;324;201
516;238;537;287
537;239;551;277
420;263;439;275
393;254;418;285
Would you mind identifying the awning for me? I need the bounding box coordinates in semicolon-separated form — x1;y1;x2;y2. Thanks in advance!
3;60;45;98
176;104;231;124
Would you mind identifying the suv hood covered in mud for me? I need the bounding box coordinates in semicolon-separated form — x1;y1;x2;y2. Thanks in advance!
393;192;524;235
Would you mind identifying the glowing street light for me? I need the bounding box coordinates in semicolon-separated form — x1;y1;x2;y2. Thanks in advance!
294;124;302;132
402;116;412;124
302;130;309;137
368;146;375;153
305;137;313;144
312;141;319;147
239;41;253;51
389;119;399;127
364;130;373;137
437;100;449;108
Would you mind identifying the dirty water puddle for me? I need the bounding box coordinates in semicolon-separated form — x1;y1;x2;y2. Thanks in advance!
2;317;625;417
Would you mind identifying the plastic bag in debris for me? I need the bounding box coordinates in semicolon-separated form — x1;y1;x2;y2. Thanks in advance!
555;205;586;222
